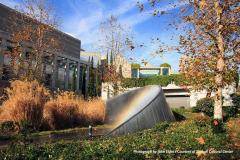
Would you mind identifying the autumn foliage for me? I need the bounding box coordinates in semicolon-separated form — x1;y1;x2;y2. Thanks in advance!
0;80;49;130
0;80;106;131
44;92;105;130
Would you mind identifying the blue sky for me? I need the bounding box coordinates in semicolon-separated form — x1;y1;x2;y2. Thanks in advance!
0;0;187;72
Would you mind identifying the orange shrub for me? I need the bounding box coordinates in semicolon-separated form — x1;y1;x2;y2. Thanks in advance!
0;107;6;123
0;81;106;131
43;91;85;130
81;98;105;125
43;92;106;130
0;80;49;130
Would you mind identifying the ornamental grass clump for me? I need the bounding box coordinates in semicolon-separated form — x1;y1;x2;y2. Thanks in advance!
0;80;50;130
43;91;83;130
0;80;106;131
43;92;106;130
82;97;105;125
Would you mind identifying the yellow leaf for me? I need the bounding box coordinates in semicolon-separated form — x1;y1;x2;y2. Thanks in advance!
199;0;207;9
196;150;206;157
118;146;123;152
195;137;205;144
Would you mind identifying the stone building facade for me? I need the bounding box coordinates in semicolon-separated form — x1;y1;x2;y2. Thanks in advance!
0;3;89;96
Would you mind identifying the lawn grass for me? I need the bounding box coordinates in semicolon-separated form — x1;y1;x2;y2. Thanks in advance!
1;108;239;159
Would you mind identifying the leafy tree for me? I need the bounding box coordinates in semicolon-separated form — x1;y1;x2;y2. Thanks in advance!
99;16;133;96
179;0;239;120
139;0;239;120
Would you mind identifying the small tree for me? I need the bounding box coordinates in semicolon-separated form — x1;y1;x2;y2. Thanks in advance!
179;0;239;120
5;0;60;81
99;16;133;96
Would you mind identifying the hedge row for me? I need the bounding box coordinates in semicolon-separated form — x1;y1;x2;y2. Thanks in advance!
121;74;186;88
1;118;235;159
192;93;240;120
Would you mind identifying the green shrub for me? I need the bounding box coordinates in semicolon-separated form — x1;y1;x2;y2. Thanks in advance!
121;74;185;88
210;119;225;133
191;106;201;113
160;63;171;68
151;121;170;132
1;121;15;133
196;97;214;117
231;93;240;115
223;106;238;120
195;97;238;120
0;118;231;159
232;93;240;107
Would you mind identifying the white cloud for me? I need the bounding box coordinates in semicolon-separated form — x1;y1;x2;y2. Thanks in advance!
63;0;149;49
108;0;146;16
0;0;19;8
63;0;187;51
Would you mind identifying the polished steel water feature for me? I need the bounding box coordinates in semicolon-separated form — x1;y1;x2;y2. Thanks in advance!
105;85;175;136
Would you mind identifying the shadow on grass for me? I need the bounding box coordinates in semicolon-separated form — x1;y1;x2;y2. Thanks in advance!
172;111;186;121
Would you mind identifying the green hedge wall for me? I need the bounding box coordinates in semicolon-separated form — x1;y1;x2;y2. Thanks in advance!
160;63;171;68
121;74;186;88
131;63;140;69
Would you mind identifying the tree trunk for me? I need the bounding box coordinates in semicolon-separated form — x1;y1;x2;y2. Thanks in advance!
214;85;223;119
214;0;225;120
206;89;212;97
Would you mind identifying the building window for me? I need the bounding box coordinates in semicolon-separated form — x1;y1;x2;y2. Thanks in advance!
4;47;12;65
79;64;87;95
139;68;160;77
131;69;138;78
68;61;77;91
56;58;67;89
43;55;53;87
162;68;169;75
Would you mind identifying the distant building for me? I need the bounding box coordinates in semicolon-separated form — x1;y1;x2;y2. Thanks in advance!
114;54;131;78
131;63;173;78
80;51;101;68
101;54;131;78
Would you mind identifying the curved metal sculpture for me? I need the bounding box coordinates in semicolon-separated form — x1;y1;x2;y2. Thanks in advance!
105;85;175;136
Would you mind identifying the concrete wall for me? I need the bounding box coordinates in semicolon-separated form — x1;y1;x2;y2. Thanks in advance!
0;3;80;59
103;84;237;108
166;97;190;108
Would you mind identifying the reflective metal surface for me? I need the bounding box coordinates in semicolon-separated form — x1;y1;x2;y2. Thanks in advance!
105;85;175;136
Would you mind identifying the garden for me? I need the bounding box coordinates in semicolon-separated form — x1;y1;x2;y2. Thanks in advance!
0;107;239;159
0;80;106;139
0;80;239;159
